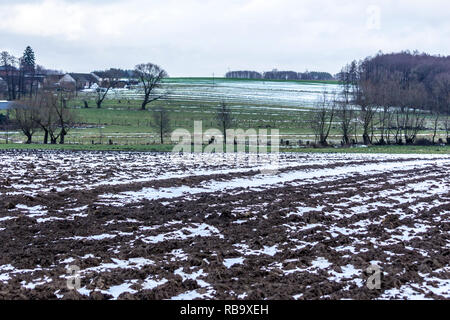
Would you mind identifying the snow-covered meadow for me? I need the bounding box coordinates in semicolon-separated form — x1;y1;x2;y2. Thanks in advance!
83;78;340;108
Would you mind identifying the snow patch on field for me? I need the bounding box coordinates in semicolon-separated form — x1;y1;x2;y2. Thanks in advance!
224;257;245;268
98;157;450;205
141;223;223;244
81;257;154;273
233;243;280;257
172;267;216;300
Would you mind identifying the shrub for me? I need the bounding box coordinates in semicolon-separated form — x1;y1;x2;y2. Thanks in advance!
0;114;8;125
414;138;433;146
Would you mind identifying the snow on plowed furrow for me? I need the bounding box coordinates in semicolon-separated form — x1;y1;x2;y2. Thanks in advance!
0;151;448;196
97;157;450;206
1;151;449;300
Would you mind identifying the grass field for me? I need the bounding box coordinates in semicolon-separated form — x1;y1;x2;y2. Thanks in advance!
1;143;449;155
0;78;448;150
163;77;340;85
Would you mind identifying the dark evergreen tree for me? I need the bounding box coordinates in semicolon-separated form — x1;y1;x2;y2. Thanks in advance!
21;46;36;97
22;46;36;71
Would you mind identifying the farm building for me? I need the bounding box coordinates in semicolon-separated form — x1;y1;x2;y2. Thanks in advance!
0;100;11;110
58;73;101;91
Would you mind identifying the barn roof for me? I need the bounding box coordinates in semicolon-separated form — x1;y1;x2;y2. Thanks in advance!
69;73;99;83
0;101;11;110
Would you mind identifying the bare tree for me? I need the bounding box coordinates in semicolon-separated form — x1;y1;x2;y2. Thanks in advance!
338;60;359;104
134;63;168;110
444;114;450;144
360;106;377;145
216;101;233;144
95;69;121;108
34;92;65;144
1;51;19;100
375;80;395;145
95;87;109;109
356;79;379;145
338;101;354;145
13;91;75;144
0;77;7;99
433;73;450;144
29;93;51;144
54;91;76;144
151;106;171;144
311;91;335;146
394;109;403;144
401;108;425;144
431;110;440;144
10;100;39;144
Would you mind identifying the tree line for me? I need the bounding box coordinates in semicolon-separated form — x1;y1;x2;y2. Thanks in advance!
310;51;450;146
11;91;75;144
338;51;450;114
225;70;334;81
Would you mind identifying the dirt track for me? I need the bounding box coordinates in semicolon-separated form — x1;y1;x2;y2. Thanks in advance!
0;150;449;300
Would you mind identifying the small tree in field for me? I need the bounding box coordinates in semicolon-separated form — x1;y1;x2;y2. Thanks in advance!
10;101;39;144
54;90;76;144
16;91;76;144
135;63;168;110
32;92;57;144
310;91;335;146
444;115;450;144
338;101;354;145
216;101;233;144
151;106;171;144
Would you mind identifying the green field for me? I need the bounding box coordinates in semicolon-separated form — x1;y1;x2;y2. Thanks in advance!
0;143;449;155
0;78;448;152
163;77;340;85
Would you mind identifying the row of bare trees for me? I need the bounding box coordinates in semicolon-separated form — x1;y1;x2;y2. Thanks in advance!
10;88;174;145
150;101;234;145
11;91;75;144
309;90;449;146
311;52;450;147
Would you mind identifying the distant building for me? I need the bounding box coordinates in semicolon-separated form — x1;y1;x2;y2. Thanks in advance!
42;74;65;90
58;73;100;91
0;100;11;110
91;69;139;89
0;65;18;77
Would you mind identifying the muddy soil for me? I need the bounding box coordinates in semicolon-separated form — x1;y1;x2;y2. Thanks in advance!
0;150;449;300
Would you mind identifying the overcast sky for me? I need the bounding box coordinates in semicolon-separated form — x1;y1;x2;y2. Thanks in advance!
1;0;449;77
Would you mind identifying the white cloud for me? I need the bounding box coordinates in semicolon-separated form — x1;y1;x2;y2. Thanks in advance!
0;0;449;76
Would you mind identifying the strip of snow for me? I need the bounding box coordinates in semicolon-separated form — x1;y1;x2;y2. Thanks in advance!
99;158;450;205
223;257;245;268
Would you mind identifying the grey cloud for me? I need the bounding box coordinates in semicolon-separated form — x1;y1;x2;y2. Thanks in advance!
0;0;449;76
